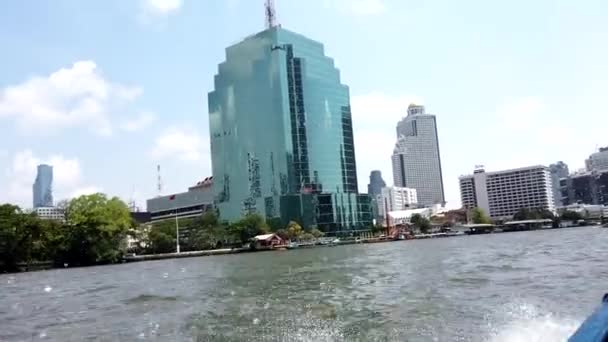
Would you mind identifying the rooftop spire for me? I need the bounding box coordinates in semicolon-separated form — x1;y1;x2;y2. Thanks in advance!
265;0;277;29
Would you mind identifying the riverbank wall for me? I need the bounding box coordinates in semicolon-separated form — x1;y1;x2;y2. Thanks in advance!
123;247;250;262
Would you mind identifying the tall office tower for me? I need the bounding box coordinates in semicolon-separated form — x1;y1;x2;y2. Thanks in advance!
549;161;569;207
391;104;445;207
367;170;386;224
367;170;386;199
33;164;53;208
459;165;555;219
208;23;372;232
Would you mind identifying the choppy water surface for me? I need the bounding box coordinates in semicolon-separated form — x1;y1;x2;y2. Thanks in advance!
2;227;607;341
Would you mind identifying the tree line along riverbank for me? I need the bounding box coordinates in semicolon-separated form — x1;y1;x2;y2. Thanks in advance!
1;193;597;273
0;193;334;273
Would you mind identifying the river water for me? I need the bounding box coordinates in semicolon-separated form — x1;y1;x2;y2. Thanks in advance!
1;226;607;341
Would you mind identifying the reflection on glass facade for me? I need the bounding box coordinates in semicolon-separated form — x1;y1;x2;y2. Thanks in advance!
208;27;372;233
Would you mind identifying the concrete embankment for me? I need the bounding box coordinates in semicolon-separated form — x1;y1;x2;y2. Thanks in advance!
123;233;467;263
124;248;249;262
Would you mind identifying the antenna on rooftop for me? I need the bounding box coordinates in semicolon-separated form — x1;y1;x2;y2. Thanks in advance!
265;0;277;29
157;165;163;197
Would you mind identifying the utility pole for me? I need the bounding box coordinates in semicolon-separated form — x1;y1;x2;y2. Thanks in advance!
157;165;163;198
384;197;390;236
175;209;180;254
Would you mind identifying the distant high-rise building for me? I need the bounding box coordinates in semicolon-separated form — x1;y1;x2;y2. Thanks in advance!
33;164;53;208
459;165;555;219
208;25;372;232
367;170;386;199
560;170;608;206
367;170;386;224
549;161;569;207
585;146;608;172
391;104;445;207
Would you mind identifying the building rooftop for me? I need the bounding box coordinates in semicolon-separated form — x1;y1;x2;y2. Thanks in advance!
459;165;547;179
504;219;553;225
253;234;279;241
388;208;431;219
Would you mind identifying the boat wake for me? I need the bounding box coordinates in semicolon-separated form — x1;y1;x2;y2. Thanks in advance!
487;303;580;342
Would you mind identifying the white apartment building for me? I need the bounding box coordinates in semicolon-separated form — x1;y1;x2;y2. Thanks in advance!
34;207;65;221
459;165;555;219
377;186;418;217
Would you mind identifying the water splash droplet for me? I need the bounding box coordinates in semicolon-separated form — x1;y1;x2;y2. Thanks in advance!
39;331;47;338
253;318;260;325
44;286;52;293
162;273;169;279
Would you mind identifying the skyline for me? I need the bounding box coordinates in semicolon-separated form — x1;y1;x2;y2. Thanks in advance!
1;0;608;209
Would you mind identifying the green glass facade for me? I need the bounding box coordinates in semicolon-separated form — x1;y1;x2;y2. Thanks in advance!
208;27;372;233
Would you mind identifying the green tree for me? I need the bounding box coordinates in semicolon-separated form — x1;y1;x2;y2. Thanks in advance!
0;205;35;271
59;193;132;266
1;204;72;271
300;232;315;241
513;208;555;220
561;210;583;221
275;229;289;241
186;212;234;251
31;218;65;262
198;211;219;228
146;222;177;254
286;221;303;240
410;214;423;227
471;208;492;224
410;213;432;233
310;228;325;239
231;214;270;245
266;217;283;232
371;224;385;235
418;219;431;234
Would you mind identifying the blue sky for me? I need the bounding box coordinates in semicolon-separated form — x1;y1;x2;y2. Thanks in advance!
1;0;607;209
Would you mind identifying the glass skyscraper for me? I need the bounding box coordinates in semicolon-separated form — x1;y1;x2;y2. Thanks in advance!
33;164;53;208
208;26;372;233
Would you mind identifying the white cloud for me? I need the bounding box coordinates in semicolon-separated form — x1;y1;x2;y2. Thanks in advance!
141;0;183;16
150;127;207;162
326;0;388;16
0;60;142;136
2;150;100;207
120;111;157;132
350;92;424;191
70;186;104;199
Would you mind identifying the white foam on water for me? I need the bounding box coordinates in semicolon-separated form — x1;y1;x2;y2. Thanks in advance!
43;285;52;293
490;317;579;342
488;302;580;342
